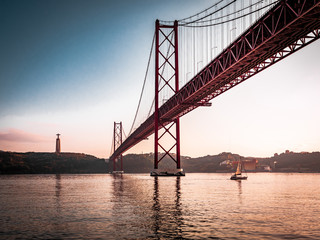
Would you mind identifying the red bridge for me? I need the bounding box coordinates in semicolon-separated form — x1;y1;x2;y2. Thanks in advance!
110;0;320;172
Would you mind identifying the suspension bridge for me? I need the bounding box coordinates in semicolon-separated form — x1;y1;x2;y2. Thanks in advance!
109;0;320;174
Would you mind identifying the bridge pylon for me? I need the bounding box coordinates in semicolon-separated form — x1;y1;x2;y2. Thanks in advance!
112;121;124;174
152;19;184;176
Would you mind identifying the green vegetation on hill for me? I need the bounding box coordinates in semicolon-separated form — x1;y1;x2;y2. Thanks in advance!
183;153;242;172
259;151;320;172
0;151;108;174
1;150;319;174
117;151;320;173
121;153;154;173
114;152;241;173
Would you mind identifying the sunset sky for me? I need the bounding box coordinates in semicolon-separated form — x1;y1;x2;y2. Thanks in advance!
1;0;319;159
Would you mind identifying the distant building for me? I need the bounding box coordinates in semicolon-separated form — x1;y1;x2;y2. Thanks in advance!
56;134;61;153
219;160;232;166
232;159;257;171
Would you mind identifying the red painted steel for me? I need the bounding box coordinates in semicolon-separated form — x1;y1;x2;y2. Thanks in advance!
154;20;181;169
154;20;159;169
113;122;123;171
110;0;320;161
174;20;181;169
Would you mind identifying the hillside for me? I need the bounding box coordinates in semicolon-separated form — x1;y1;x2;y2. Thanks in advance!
259;151;320;172
0;151;108;174
1;151;320;174
115;151;320;173
116;152;242;173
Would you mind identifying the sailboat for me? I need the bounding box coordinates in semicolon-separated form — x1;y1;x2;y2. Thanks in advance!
230;159;248;180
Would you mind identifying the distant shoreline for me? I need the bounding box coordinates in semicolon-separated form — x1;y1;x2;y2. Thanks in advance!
1;150;319;174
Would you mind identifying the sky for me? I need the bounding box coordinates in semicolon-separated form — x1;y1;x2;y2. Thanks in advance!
0;0;319;159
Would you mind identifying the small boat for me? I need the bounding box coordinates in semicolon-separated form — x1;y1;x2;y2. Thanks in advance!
230;159;247;180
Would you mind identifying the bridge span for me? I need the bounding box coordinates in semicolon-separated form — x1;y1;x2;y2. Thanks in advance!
110;0;320;171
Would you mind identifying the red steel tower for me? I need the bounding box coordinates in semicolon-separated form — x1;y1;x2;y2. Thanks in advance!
112;122;123;172
154;20;181;171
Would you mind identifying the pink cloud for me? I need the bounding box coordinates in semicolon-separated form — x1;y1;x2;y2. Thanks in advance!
0;128;50;143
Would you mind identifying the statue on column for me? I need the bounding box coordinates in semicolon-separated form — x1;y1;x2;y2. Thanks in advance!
56;134;61;154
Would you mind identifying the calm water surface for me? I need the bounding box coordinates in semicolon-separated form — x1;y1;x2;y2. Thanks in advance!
1;173;320;239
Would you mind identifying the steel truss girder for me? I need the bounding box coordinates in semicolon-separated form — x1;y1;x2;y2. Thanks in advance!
160;0;320;120
110;0;320;161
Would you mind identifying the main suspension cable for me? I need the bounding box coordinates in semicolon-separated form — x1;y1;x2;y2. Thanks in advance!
159;0;225;25
180;1;278;28
109;130;114;158
177;0;224;22
122;126;127;140
128;33;155;136
179;0;236;26
147;31;175;119
190;0;264;25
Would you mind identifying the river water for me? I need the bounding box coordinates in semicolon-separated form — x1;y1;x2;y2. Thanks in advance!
1;173;320;239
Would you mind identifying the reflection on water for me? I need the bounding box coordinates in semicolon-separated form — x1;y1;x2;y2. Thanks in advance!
109;174;185;239
151;176;183;239
54;174;62;221
237;180;243;204
1;173;320;239
152;176;160;234
55;174;62;198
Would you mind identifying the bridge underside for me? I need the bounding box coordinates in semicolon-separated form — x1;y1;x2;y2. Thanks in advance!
110;0;320;161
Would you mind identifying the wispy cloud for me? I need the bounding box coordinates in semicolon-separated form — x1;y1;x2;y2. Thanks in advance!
0;128;50;143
